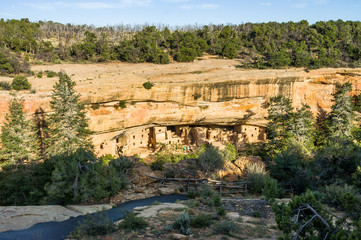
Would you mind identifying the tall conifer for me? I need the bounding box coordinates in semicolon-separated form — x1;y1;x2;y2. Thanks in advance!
329;82;353;139
1;95;39;164
266;96;294;153
46;72;93;156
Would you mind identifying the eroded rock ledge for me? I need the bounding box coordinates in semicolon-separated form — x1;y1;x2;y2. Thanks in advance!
0;59;360;156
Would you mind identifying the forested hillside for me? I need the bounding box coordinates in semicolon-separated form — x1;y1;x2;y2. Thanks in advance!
1;18;361;75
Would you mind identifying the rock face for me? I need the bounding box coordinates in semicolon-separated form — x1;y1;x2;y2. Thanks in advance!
0;59;360;156
0;204;111;232
133;203;186;218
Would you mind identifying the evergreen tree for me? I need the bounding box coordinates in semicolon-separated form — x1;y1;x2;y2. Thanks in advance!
46;73;96;203
46;149;96;203
329;82;353;139
266;96;294;154
291;103;314;149
1;95;39;164
314;104;330;146
46;72;93;156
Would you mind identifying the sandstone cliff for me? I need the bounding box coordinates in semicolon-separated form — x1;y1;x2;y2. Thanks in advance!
0;59;360;156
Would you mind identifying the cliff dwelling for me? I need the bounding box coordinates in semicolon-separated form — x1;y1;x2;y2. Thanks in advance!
96;124;266;157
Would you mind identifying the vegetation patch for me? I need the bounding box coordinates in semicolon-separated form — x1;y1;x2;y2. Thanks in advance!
118;211;148;231
71;211;116;239
0;81;11;90
11;76;31;90
193;93;202;100
143;81;154;90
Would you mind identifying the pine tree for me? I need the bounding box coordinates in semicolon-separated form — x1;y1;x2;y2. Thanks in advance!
1;95;39;164
46;72;93;156
329;82;353;139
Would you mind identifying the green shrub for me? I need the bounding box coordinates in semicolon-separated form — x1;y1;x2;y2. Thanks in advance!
101;154;114;166
273;190;333;239
150;152;185;171
118;211;148;231
212;194;222;207
0;161;53;205
173;211;192;235
119;100;127;108
11;76;31;90
221;143;237;162
201;185;214;199
187;187;201;199
164;168;175;178
46;151;132;204
263;176;279;200
321;183;360;209
0;51;14;74
190;214;212;228
150;159;166;171
175;47;197;62
91;103;100;110
246;162;267;194
143;81;153;90
199;105;209;110
71;211;116;239
46;70;57;78
214;220;236;236
253;211;261;218
0;81;11;90
340;192;360;213
193;93;202;100
270;147;311;194
185;199;200;208
217;206;227;216
198;145;224;174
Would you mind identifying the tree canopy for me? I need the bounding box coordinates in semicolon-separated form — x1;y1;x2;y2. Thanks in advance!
0;19;361;73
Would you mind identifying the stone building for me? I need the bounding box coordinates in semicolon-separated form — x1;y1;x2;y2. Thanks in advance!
234;125;266;143
98;124;267;156
115;128;150;154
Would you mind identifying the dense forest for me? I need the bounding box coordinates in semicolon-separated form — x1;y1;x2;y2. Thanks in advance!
1;18;361;75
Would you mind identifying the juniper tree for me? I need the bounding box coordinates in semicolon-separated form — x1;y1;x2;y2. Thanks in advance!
46;72;93;156
1;95;39;164
329;82;353;139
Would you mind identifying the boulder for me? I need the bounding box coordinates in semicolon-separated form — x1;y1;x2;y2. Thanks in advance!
217;161;243;182
0;205;81;232
172;233;189;240
226;212;240;219
132;164;160;186
134;203;186;218
158;187;175;195
65;204;112;215
234;156;263;173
